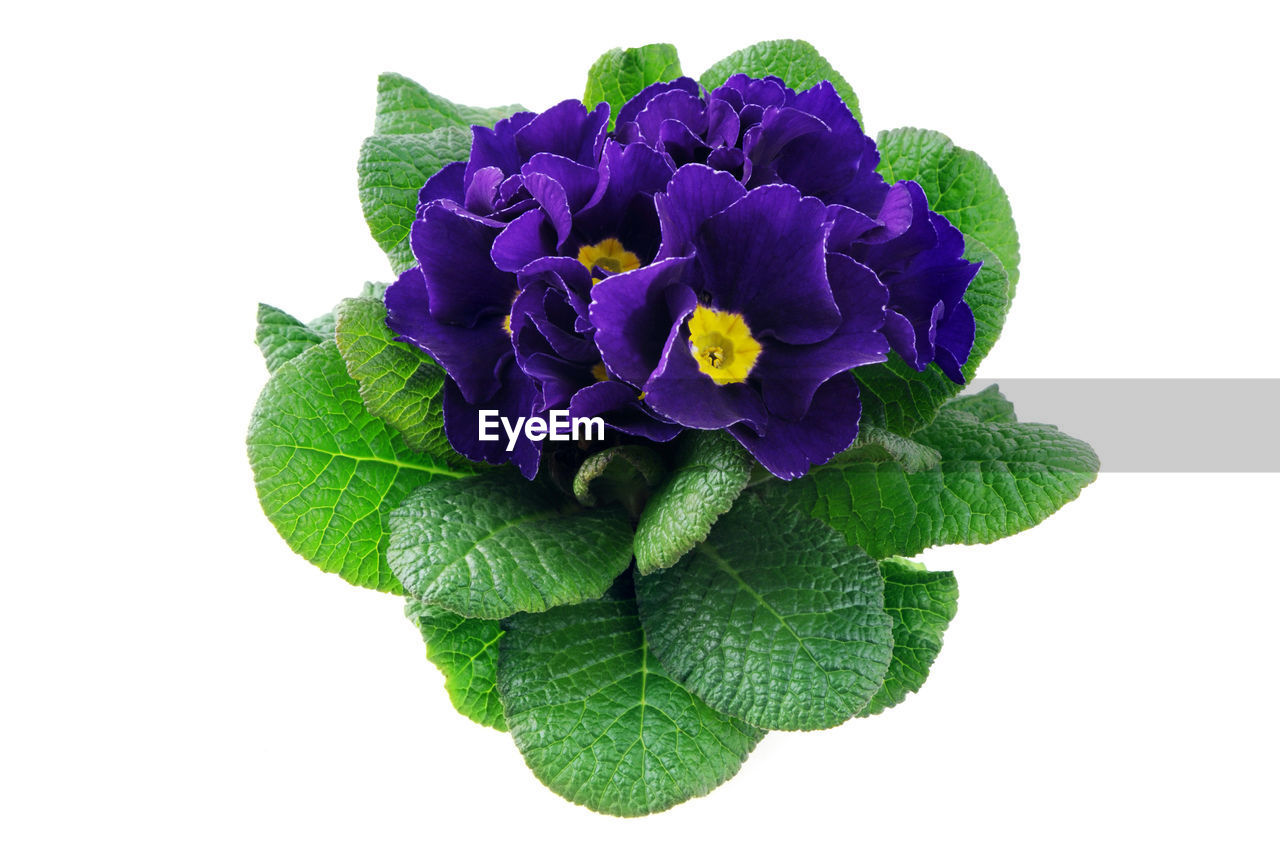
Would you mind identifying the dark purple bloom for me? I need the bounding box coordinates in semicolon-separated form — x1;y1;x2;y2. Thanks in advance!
825;181;981;382
615;74;886;213
590;165;890;479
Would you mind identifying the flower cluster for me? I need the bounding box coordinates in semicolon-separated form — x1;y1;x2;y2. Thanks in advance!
386;75;979;480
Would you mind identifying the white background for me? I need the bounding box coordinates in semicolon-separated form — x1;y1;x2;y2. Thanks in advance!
3;1;1277;847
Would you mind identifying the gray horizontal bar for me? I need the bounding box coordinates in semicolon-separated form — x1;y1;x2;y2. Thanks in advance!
962;379;1279;472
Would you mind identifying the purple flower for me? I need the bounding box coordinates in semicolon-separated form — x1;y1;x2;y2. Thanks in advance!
590;165;891;479
615;74;886;213
385;100;681;477
825;181;981;382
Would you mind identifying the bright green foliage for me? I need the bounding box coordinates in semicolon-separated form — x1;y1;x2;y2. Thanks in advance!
334;296;461;461
857;239;1012;434
637;497;894;730
388;475;634;619
877;127;1020;286
373;72;522;135
358;127;472;274
946;384;1017;423
405;599;506;731
498;596;765;817
255;304;323;372
584;44;682;130
859;558;959;717
247;342;473;592
633;431;753;575
699;39;862;125
764;407;1099;559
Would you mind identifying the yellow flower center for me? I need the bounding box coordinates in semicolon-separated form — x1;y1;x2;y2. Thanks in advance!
687;305;761;385
502;314;512;336
577;238;640;282
591;362;609;382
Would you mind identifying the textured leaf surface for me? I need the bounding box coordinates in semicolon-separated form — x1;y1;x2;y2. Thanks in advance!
247;342;473;592
857;239;1012;434
633;432;753;575
335;296;460;461
877;127;1020;286
699;39;862;125
374;72;522;135
358;127;471;274
584;43;682;130
572;445;665;509
256;303;323;372
837;424;941;473
859;558;958;717
498;596;764;817
763;407;1099;559
637;497;893;730
388;475;634;619
945;383;1017;423
405;599;506;731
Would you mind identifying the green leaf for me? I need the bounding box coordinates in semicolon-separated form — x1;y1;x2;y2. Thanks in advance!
334;296;462;462
633;431;753;575
256;304;324;373
877;127;1020;286
498;596;765;817
373;72;522;135
837;423;941;473
572;445;666;510
944;383;1017;423
763;407;1099;559
405;599;506;731
637;496;894;730
584;44;682;130
699;39;861;126
388;474;634;619
858;558;958;717
856;238;1012;434
247;342;474;592
358;127;472;274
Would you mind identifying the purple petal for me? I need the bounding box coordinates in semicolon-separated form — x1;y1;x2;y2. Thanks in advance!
419;161;465;206
589;257;699;386
514;100;609;166
695;184;841;343
751;254;889;420
385;266;513;404
410;204;514;326
642;324;769;430
616;77;702;129
464;112;535;188
490;208;553;273
730;371;862;480
654;164;746;260
568;380;684;442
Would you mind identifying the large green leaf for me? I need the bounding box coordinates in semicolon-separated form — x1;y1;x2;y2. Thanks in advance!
637;497;893;730
358;127;471;274
584;43;682;130
836;423;941;473
856;238;1012;434
763;407;1099;559
498;596;764;817
255;303;323;373
404;599;506;731
334;296;461;462
859;558;958;717
877;127;1020;286
373;72;522;135
699;39;862;125
633;431;753;575
247;341;474;592
388;474;634;619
